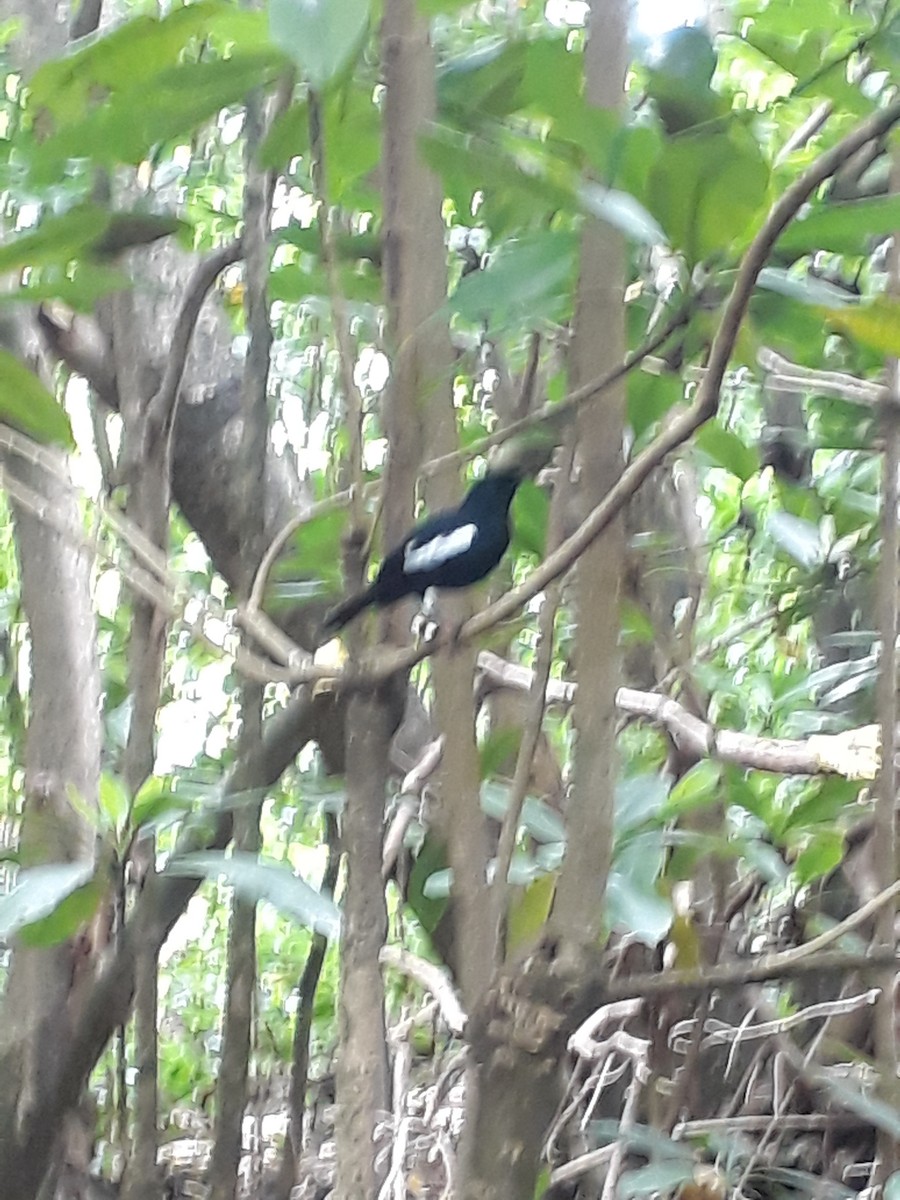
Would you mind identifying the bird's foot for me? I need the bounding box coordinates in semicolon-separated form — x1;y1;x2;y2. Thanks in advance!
411;610;440;645
411;587;442;645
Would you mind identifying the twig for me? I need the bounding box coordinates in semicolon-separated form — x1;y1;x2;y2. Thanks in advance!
669;988;880;1049
758;347;887;406
774;100;833;166
604;946;898;1004
600;1071;642;1200
379;945;467;1036
617;687;880;778
422;301;691;480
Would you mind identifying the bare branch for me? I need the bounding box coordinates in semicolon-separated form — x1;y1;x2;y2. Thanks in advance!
617;687;880;778
149;239;244;430
379;945;468;1036
758;347;887;406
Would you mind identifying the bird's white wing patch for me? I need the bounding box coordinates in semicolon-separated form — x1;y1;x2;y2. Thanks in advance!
404;523;477;573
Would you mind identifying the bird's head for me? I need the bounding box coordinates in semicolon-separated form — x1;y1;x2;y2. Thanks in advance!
486;429;557;482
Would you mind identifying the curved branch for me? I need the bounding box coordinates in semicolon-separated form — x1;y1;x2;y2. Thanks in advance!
148;237;244;430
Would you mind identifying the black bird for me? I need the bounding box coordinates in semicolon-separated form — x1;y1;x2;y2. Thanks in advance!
322;468;524;635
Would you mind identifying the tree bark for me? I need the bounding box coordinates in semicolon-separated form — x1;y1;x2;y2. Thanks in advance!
549;0;626;946
334;683;403;1199
0;324;102;1198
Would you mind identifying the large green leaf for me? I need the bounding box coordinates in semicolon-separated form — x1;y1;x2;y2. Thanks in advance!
793;827;845;885
407;835;449;934
777;196;900;257
271;504;351;600
648;127;769;265
0;351;74;447
480;780;566;845
166;852;341;939
28;2;252;123
0;263;131;311
269;0;370;89
421;126;576;234
0;861;95;941
695;423;759;482
18;876;104;947
449;229;578;331
0;206;186;278
0;205;107;274
765;510;825;569
823;297;900;356
28;53;286;179
438;39;527;121
578;183;666;246
606;830;672;944
511;477;549;559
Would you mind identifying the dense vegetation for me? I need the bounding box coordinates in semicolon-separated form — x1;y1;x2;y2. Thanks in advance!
0;0;899;1197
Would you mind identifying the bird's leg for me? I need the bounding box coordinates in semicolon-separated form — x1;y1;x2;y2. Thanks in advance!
410;587;441;643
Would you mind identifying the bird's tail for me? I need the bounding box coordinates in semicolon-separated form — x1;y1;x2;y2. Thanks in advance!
321;586;374;636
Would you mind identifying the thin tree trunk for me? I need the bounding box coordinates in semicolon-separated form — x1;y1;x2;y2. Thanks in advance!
0;322;102;1199
113;263;171;1200
334;684;402;1199
548;0;626;947
208;88;273;1200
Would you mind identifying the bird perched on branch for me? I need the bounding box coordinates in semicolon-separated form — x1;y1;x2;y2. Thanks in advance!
321;439;551;637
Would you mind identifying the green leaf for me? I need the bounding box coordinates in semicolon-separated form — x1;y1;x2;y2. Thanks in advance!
166;852;341;939
28;3;245;123
823;297;900;356
99;771;130;838
615;772;671;833
480;780;566;844
269;0;370;89
578;183;667;246
777;196;900;257
764;510;824;569
478;724;521;780
438;39;526;121
132;776;192;832
511;478;549;559
421;126;576;234
0;205;109;275
506;873;556;953
606;830;672;944
793;828;844;885
663;760;722;818
628;370;682;439
18;876;104;947
695;423;759;482
0;262;131;311
756;267;857;308
648;128;769;265
29;53;286;179
449;230;578;332
533;1166;552;1200
258;99;310;169
0;351;74;447
618;1159;694;1198
644;25;723;134
0;861;95;940
271;504;350;600
408;836;449;933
